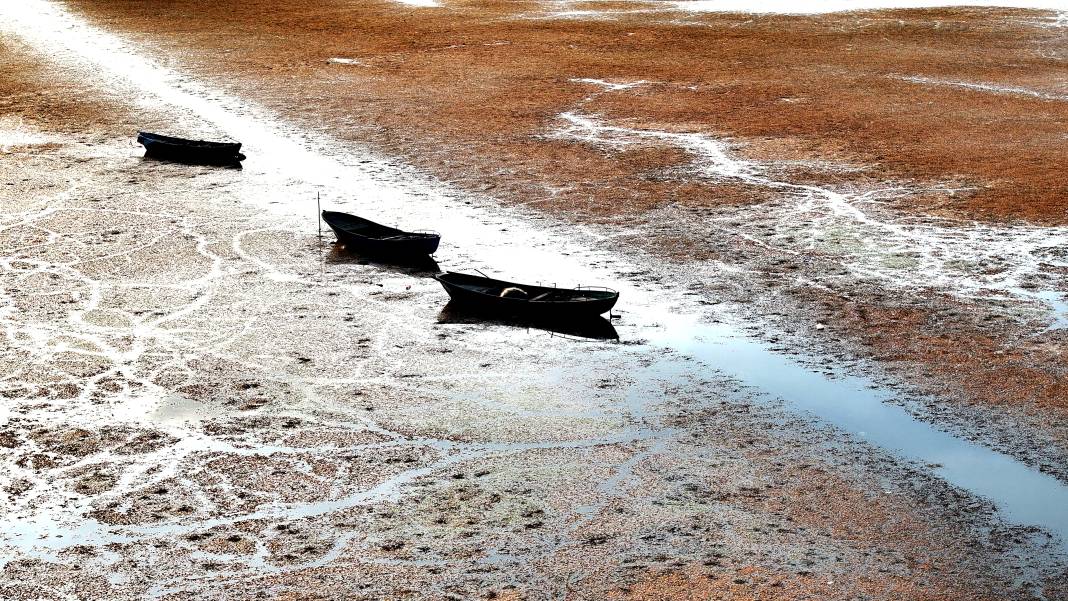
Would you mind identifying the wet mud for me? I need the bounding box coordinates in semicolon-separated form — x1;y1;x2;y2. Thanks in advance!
1;1;1067;599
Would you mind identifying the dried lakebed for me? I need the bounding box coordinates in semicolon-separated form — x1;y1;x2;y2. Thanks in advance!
4;134;1067;599
1;1;1067;599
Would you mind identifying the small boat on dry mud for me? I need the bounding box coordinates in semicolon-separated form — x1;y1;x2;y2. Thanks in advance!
434;272;619;319
137;131;246;165
321;210;440;257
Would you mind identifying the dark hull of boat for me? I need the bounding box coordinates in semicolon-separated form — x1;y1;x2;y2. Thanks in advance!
137;131;245;166
438;302;618;340
322;211;440;257
327;225;440;256
327;244;441;273
434;272;619;319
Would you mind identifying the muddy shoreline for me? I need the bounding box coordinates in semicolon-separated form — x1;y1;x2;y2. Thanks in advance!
2;1;1067;599
51;0;1068;435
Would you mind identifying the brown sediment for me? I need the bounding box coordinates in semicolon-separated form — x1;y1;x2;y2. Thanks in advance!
828;298;1068;414
2;4;1067;600
0;38;135;133
607;567;998;601
749;279;1068;462
48;0;1068;439
61;0;1068;225
620;403;1031;600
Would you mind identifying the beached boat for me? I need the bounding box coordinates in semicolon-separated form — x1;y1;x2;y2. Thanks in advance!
321;210;440;257
137;131;246;165
434;272;618;319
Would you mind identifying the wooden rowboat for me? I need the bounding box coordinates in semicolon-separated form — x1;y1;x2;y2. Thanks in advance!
321;210;440;257
137;131;245;165
434;272;618;319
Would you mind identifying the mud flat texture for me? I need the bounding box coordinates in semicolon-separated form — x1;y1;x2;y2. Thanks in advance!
2;1;1068;600
56;0;1068;458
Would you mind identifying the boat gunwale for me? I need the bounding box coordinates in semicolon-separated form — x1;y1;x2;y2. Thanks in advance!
137;131;242;151
434;271;619;304
321;210;440;243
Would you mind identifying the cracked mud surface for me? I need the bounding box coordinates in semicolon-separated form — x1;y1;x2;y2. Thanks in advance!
1;1;1067;599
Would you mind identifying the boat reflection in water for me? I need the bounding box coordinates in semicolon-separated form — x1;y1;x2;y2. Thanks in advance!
325;242;441;274
437;302;619;341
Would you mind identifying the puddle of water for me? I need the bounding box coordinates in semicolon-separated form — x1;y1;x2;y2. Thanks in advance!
108;392;207;427
1027;288;1068;330
1;0;1067;562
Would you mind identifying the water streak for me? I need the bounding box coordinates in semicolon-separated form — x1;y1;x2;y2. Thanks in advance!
894;74;1068;102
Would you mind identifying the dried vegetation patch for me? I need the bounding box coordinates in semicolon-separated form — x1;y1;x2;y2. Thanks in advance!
64;0;1067;225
